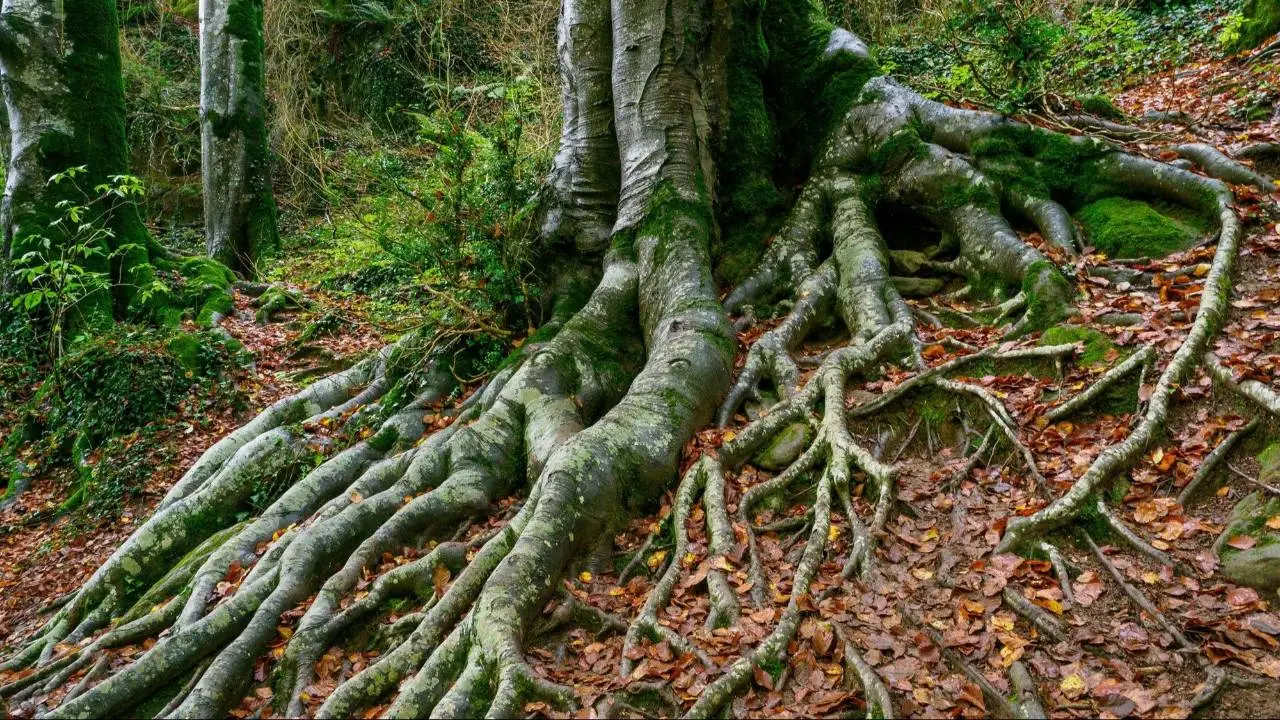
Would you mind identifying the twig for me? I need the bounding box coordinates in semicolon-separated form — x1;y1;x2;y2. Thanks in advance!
1228;463;1280;495
1082;532;1192;649
1178;420;1258;504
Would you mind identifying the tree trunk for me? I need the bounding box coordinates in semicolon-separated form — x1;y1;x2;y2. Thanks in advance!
1;0;1256;717
200;0;279;276
1227;0;1280;52
0;0;157;325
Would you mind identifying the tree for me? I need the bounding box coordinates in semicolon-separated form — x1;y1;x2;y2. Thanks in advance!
200;0;279;275
1;0;1258;717
0;0;162;328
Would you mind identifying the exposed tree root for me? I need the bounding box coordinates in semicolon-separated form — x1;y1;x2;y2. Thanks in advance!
1171;143;1275;193
1206;352;1280;417
5;9;1272;718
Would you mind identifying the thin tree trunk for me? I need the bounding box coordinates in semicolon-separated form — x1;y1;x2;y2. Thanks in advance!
200;0;279;276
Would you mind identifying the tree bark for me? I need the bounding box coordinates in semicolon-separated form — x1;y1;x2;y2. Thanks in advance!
200;0;279;276
0;0;155;324
1;0;1257;717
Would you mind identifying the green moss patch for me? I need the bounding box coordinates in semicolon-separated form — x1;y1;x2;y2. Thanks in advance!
1224;0;1280;52
1040;325;1116;366
1078;94;1123;119
1074;197;1201;259
178;257;236;323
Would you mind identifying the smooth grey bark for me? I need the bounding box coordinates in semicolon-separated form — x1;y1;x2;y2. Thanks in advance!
3;1;1259;717
200;0;278;275
0;0;72;278
0;0;155;322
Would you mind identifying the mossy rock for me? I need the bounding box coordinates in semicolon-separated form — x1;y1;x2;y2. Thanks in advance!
889;250;929;275
1078;94;1123;119
1039;325;1116;366
166;332;205;371
1219;491;1280;591
752;422;813;471
1075;198;1202;259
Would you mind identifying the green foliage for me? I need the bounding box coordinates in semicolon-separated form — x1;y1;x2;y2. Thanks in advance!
272;78;548;374
8;168;164;360
5;325;246;517
1075;197;1202;258
877;0;1228;112
119;9;202;185
1221;0;1280;51
939;0;1065;112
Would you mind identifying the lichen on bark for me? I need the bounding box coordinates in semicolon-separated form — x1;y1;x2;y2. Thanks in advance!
0;0;1263;717
200;0;279;275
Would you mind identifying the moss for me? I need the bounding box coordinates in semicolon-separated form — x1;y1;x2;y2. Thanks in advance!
760;0;879;173
1225;0;1280;52
1079;94;1123;119
1019;261;1073;333
1259;443;1280;482
1075;197;1200;259
1040;325;1116;366
856;121;931;175
167;332;204;371
179;257;236;323
367;426;401;454
970;126;1116;206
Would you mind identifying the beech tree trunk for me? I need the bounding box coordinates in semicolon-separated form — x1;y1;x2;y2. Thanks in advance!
0;0;1258;717
200;0;279;276
0;0;157;325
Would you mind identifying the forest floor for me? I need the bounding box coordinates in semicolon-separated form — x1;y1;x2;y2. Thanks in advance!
3;33;1280;720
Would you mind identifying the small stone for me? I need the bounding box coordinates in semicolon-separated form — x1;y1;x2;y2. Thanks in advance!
752;422;812;471
1218;491;1280;591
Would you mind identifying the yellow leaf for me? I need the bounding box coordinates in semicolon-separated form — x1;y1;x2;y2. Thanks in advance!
608;586;624;597
1141;571;1159;585
921;527;939;542
1266;515;1280;530
999;643;1024;667
578;571;593;583
349;492;363;503
1060;673;1086;698
278;626;294;640
1038;598;1064;615
991;613;1016;632
723;430;737;441
828;525;841;542
647;550;667;570
911;568;934;580
683;552;697;567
